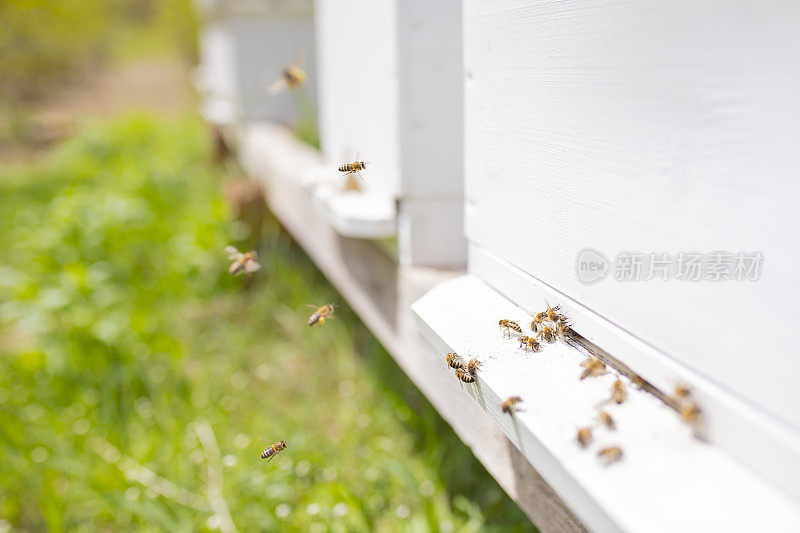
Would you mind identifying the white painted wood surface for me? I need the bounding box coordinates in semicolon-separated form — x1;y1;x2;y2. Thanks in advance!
198;2;316;125
413;275;800;533
464;0;800;500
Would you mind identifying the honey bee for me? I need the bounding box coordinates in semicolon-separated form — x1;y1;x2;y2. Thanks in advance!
518;336;541;352
455;368;475;386
579;357;606;380
307;304;336;326
554;318;572;341
680;402;702;423
610;380;627;404
267;51;307;94
530;312;548;333
501;396;524;414
338;152;367;181
261;440;288;461
498;319;522;337
467;358;482;376
576;427;592;448
598;411;616;430
597;446;623;465
225;246;261;275
445;352;465;370
673;384;692;400
537;326;556;344
545;301;562;322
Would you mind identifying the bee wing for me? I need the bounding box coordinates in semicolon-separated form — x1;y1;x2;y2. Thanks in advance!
225;246;241;260
305;304;321;309
355;170;365;181
267;77;287;95
244;260;261;273
354;151;360;162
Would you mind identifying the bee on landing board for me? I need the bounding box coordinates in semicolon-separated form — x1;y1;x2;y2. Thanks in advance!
338;152;367;182
261;440;288;461
537;326;556;344
610;380;628;405
307;304;336;326
455;368;475;387
554;318;572;341
672;384;692;401
680;402;702;423
545;301;562;323
226;246;261;275
530;312;548;333
267;51;307;94
598;411;616;430
498;319;522;337
445;352;465;370
467;358;482;376
597;446;623;465
501;396;524;414
576;427;592;448
518;336;541;353
579;357;606;380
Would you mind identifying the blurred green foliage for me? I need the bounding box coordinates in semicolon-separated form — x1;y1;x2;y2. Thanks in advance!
0;115;534;531
0;0;198;101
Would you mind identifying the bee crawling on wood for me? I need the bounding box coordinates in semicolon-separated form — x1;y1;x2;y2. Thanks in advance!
501;396;524;414
610;380;628;405
267;51;307;94
306;304;336;326
576;427;592;448
261;440;288;461
445;352;465;370
530;312;548;333
498;319;522;337
579;357;607;380
537;326;557;344
597;446;623;465
467;358;482;376
226;246;261;275
518;336;541;353
455;368;476;387
338;151;368;182
545;301;563;322
554;318;572;341
598;411;616;430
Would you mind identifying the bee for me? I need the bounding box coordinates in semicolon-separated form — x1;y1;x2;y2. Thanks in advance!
225;246;261;275
610;380;627;404
673;384;691;400
579;357;606;380
467;358;482;376
498;319;522;337
545;301;562;322
338;151;367;181
554;318;572;341
307;304;336;326
518;336;541;352
576;427;592;448
597;446;623;465
598;411;616;430
530;312;548;333
445;352;465;370
267;51;307;94
261;440;288;461
455;368;475;386
501;396;524;414
631;374;647;390
537;326;556;344
680;402;702;423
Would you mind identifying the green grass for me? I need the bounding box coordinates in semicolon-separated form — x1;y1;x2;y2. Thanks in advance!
0;114;534;532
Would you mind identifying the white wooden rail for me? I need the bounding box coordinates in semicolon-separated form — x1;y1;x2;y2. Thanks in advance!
198;0;800;531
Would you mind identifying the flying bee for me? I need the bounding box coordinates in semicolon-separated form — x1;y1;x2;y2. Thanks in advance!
597;446;623;465
680;402;702;423
554;318;572;341
579;357;606;380
598;411;616;430
498;319;522;337
338;151;367;182
576;427;592;448
501;396;524;414
610;380;627;404
518;336;541;353
530;312;548;333
267;51;307;94
225;245;261;275
537;326;556;344
261;440;288;461
445;352;465;370
467;358;482;376
306;303;336;326
455;368;475;386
